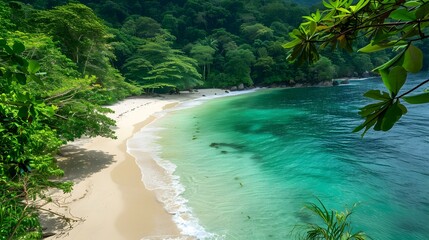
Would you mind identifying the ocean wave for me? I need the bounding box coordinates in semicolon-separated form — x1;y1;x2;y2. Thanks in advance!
128;126;218;239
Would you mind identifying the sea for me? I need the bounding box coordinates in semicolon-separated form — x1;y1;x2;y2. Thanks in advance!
127;75;429;240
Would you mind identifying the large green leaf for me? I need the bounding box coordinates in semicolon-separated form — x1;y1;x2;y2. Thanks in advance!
402;45;423;73
403;92;429;104
389;8;416;21
12;42;25;54
405;1;421;7
363;90;391;101
359;41;399;53
416;2;429;19
381;101;405;131
373;50;404;72
283;38;301;49
27;60;40;74
389;66;407;95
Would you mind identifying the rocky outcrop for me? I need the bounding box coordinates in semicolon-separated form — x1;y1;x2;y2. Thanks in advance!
238;83;245;90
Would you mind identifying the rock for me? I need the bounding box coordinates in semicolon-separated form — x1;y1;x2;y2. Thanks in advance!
340;79;350;84
362;71;371;78
238;83;245;90
230;86;238;91
225;90;230;93
333;80;340;86
317;81;333;87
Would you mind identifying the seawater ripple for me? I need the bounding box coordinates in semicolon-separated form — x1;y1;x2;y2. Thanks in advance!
129;78;429;240
127;90;257;239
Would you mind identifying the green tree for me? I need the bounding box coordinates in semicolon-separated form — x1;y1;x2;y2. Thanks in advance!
33;3;139;103
0;30;124;237
34;3;106;71
190;43;216;81
0;39;70;239
284;0;429;136
224;47;256;87
0;1;14;34
123;41;202;91
121;16;164;39
241;23;274;42
309;56;336;83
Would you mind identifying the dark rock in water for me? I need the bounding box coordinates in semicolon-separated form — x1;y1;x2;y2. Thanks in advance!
210;143;219;148
221;150;228;154
362;71;371;78
210;142;245;150
202;94;206;97
340;79;350;84
225;90;230;93
333;80;340;86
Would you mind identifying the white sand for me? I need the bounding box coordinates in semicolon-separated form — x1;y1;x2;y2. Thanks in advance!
45;89;230;239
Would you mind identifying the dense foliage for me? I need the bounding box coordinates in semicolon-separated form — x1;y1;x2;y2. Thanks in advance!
285;0;429;136
17;0;391;89
0;1;138;238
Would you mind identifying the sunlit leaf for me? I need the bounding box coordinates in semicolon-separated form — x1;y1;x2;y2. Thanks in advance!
373;50;405;72
379;69;391;94
359;41;405;53
402;45;423;73
309;21;317;36
404;1;421;7
283;39;301;49
27;60;40;74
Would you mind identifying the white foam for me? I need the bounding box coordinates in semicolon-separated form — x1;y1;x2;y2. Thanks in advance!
128;126;219;239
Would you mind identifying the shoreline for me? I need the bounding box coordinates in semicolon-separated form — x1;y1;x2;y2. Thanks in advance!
45;89;235;239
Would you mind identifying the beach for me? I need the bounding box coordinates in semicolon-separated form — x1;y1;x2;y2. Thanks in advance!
44;89;229;239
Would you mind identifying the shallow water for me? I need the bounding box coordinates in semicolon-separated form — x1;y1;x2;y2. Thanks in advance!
129;76;429;239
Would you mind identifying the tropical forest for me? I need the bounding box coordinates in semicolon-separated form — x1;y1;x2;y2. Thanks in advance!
1;0;429;239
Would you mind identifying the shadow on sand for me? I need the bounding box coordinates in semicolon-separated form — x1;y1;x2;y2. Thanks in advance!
57;145;115;182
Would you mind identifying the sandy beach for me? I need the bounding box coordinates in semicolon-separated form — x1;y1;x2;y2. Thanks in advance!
44;89;230;239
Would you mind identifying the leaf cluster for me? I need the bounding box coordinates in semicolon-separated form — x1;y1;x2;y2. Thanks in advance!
285;0;429;135
299;199;367;240
0;33;118;238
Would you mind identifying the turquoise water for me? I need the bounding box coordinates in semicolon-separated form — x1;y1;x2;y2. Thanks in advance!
130;77;429;239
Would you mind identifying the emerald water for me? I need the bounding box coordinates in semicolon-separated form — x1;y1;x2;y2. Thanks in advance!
128;77;429;239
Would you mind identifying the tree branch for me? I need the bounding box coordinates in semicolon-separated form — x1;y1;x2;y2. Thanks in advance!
397;78;429;99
